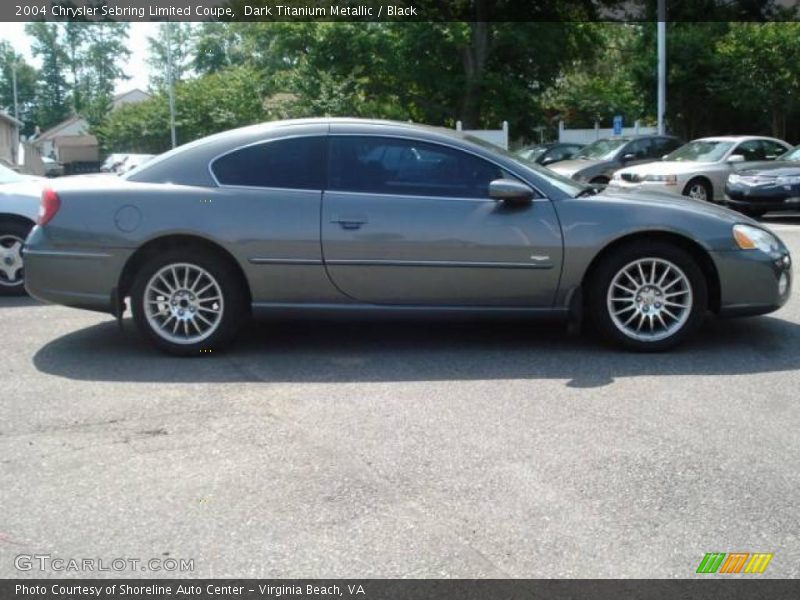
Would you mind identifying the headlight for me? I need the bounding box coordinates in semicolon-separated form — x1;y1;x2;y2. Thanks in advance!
643;174;677;184
775;175;800;185
733;224;781;253
728;174;741;185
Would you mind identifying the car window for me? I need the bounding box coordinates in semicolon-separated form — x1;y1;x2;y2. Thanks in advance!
732;140;765;162
328;136;514;198
762;140;788;160
653;137;681;156
624;139;652;159
575;138;629;160
780;145;800;162
666;140;734;162
211;136;326;189
546;147;567;161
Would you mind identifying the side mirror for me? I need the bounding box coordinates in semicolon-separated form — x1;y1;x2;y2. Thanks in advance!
621;153;636;162
541;156;556;166
489;178;534;203
727;154;745;163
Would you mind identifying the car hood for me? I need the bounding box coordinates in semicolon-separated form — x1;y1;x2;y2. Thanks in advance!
617;161;717;176
735;161;800;176
593;187;749;225
549;158;604;176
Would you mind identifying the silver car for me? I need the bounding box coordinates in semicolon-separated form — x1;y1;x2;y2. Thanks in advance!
609;136;792;202
23;119;792;355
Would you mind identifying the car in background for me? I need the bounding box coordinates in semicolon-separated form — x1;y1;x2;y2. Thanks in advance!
21;118;792;355
725;144;800;217
100;153;128;173
515;142;584;166
0;163;45;295
41;156;65;178
100;153;156;175
609;136;792;203
548;134;682;185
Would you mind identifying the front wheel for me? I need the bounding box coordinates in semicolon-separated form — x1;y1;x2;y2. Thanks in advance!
131;249;247;355
587;242;708;351
683;178;712;203
0;220;33;297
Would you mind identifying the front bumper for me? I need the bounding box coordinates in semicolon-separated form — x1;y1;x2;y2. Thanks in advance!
712;247;792;317
725;184;800;212
607;179;683;195
23;225;131;314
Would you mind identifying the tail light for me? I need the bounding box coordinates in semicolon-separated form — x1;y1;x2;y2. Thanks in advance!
38;188;61;225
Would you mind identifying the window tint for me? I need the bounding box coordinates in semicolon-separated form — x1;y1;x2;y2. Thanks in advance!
762;140;788;160
733;140;765;161
624;138;652;159
212;136;325;189
653;137;681;155
329;136;512;198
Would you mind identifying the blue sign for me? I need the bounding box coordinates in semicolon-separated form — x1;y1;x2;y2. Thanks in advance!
613;115;623;135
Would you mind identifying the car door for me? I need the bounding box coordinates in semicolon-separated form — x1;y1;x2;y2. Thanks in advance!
321;135;564;307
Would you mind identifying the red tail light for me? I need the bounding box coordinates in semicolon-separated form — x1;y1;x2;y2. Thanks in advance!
38;188;61;225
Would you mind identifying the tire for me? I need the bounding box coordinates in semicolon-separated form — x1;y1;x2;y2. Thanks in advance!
0;220;33;297
587;241;708;351
130;248;248;356
683;178;713;203
589;176;610;185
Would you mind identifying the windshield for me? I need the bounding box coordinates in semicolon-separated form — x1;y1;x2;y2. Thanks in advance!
465;135;584;196
575;138;628;161
666;140;733;162
516;146;548;161
0;163;26;184
780;145;800;162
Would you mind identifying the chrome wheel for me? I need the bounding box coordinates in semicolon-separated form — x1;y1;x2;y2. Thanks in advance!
143;263;224;345
686;182;708;202
606;258;693;342
0;235;24;288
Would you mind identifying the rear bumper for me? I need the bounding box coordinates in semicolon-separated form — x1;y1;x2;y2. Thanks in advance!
23;226;130;314
711;248;792;317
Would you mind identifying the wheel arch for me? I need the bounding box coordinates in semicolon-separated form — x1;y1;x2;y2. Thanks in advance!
117;234;253;306
0;213;36;230
683;175;714;200
581;230;721;314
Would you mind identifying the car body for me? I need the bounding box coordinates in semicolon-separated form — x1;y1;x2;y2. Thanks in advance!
100;153;156;175
547;134;682;185
41;156;65;178
0;164;45;295
23;118;792;354
609;136;792;203
515;142;584;166
725;144;800;217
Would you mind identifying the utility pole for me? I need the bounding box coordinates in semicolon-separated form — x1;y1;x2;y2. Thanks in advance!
165;21;177;149
11;57;19;122
657;0;666;135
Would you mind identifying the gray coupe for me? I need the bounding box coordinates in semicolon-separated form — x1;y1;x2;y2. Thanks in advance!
23;119;792;355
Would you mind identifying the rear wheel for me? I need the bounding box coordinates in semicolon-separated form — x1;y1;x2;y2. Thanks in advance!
131;249;247;355
0;220;33;297
587;241;708;351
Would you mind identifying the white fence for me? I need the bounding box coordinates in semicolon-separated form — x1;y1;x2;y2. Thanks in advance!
558;120;656;145
455;120;509;150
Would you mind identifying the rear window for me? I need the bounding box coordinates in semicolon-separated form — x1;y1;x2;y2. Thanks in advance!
211;136;325;189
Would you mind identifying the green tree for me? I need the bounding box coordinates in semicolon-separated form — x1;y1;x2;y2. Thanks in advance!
26;22;70;130
147;23;194;90
0;42;38;136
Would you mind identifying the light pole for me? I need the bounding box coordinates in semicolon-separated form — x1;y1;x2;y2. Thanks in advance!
657;0;666;135
165;21;177;149
11;56;19;122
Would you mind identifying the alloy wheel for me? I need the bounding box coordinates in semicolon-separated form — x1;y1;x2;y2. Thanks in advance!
143;263;224;345
0;235;24;288
687;183;708;202
606;257;693;342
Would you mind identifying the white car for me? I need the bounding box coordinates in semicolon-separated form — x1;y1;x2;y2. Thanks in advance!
0;163;45;296
608;136;792;203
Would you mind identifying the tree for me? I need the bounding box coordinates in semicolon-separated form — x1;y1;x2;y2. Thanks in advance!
147;23;194;90
26;22;70;130
0;42;38;136
81;22;131;126
715;23;800;139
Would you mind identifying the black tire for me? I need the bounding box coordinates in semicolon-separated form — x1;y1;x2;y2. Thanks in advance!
130;248;248;356
589;176;610;185
586;241;708;351
683;178;713;203
0;219;33;297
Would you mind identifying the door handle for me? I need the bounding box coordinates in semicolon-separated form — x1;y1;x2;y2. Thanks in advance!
331;216;367;230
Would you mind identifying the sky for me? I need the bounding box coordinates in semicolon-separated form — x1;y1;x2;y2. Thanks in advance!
0;22;157;94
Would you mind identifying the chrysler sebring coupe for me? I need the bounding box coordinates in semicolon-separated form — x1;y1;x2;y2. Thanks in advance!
23;119;792;355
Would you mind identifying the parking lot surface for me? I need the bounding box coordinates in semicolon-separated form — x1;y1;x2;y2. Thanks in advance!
1;216;799;578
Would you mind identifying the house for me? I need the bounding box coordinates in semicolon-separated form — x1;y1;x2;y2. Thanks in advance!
0;110;22;167
32;88;152;162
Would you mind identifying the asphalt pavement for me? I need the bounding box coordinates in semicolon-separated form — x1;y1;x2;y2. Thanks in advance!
1;215;799;578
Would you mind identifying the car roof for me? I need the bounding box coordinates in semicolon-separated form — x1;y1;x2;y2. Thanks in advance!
692;135;787;143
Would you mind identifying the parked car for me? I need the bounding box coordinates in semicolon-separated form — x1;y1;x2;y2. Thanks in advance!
515;143;584;166
24;118;791;354
0;163;45;295
100;153;128;173
41;156;65;178
547;134;682;185
609;136;792;203
100;153;156;175
725;144;800;217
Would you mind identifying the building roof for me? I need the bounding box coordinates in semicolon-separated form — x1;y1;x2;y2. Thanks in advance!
113;88;151;102
0;110;23;128
54;134;98;148
35;115;88;143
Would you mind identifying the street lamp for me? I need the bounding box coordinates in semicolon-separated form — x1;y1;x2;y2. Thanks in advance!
165;21;177;148
657;0;666;135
